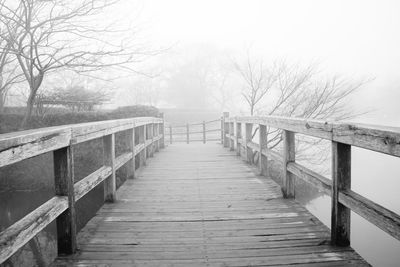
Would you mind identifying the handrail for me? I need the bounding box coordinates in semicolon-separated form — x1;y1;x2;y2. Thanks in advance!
167;118;222;144
0;115;165;264
221;112;400;247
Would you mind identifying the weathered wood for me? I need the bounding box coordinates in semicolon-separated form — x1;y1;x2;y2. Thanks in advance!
259;124;268;176
223;112;229;147
74;166;112;201
141;125;147;166
331;141;351;246
339;189;400;242
287;162;332;196
103;134;116;202
0;196;68;264
54;146;77;255
236;121;241;156
229;122;234;151
0;127;71;168
245;123;253;164
126;128;135;179
283;130;295;198
159;113;165;149
55;143;369;267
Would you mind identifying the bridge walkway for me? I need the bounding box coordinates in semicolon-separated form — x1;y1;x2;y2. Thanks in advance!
54;143;369;266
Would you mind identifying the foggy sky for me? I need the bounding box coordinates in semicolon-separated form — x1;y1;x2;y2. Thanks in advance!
111;0;400;125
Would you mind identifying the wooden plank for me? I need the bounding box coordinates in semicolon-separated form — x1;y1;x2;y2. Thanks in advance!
54;146;77;255
283;130;295;198
0;127;71;168
287;162;332;196
339;189;400;242
103;134;116;202
259;124;268;176
331;141;351;246
245;123;253;164
55;143;368;267
0;197;67;264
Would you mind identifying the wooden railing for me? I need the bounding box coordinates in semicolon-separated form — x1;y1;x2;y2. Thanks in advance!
0;116;164;264
166;119;221;144
221;112;400;246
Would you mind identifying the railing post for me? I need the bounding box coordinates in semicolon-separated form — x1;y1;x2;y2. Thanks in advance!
155;122;160;152
186;123;189;144
283;130;295;198
169;125;173;144
149;123;154;157
127;125;136;179
236;121;241;156
53;146;77;255
229;121;234;151
220;116;224;145
140;125;147;166
160;113;165;149
223;112;229;147
331;142;351;246
259;124;268;176
103;134;116;202
203;121;206;144
245;122;253;163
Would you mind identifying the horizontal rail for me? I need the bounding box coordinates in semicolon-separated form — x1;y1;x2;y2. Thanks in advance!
226;116;400;158
0;116;165;264
222;112;400;247
167;118;222;144
0;117;163;168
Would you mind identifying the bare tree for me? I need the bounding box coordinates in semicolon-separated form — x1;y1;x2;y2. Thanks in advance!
233;50;278;115
0;0;154;127
0;10;23;113
234;53;369;170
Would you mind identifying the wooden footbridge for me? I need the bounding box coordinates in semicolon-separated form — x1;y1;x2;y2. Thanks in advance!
1;113;400;266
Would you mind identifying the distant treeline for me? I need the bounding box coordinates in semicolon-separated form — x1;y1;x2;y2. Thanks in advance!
0;105;160;134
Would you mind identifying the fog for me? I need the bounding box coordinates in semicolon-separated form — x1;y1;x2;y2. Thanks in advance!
1;1;400;266
109;0;400;126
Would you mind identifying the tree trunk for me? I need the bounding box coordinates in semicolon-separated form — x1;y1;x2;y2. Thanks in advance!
20;72;44;129
20;92;36;129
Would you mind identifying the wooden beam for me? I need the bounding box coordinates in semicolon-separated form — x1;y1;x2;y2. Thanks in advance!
53;146;77;255
103;134;116;202
259;124;268;176
127;128;135;179
245;123;253;164
236;121;241;156
331;141;351;246
283;130;295;198
223;112;229;147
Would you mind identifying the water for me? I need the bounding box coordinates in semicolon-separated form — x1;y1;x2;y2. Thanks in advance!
295;147;400;266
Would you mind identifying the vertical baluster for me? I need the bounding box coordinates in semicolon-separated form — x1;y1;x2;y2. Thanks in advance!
229;122;234;151
223;112;229;147
331;142;351;246
54;146;77;255
160;113;165;149
245;123;253;163
259;124;268;176
127;125;135;179
283;130;295;198
103;134;116;202
236;121;241;156
141;125;147;166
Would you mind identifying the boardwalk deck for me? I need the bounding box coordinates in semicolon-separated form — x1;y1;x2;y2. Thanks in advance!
54;143;370;267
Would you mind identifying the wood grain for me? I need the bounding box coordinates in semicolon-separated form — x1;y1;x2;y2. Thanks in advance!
54;143;369;267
